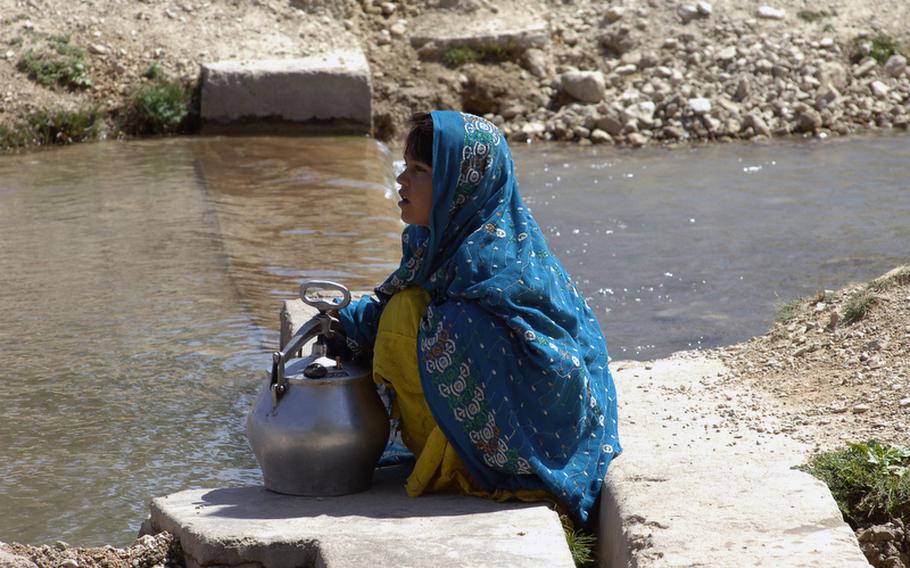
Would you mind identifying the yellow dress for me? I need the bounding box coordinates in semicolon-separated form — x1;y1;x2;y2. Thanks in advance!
372;287;552;503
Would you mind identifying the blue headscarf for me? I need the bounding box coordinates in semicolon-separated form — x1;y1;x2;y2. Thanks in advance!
340;111;621;521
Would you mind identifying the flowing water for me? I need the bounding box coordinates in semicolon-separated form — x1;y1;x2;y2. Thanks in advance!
0;134;907;546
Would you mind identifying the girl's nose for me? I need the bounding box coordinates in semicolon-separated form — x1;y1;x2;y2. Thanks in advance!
396;171;407;187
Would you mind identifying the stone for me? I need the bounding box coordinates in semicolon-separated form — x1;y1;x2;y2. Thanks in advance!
0;551;38;568
379;2;396;16
817;61;847;89
716;46;737;64
663;125;686;139
688;97;712;114
590;128;612;143
870;80;889;99
389;20;407;38
627;132;647;146
614;63;637;75
604;6;625;22
884;54;907;77
816;84;840;108
601;27;635;54
59;560;78;568
522;122;546;137
743;112;772;137
854;59;877;78
735;76;751;100
678;4;699;24
798;108;822;132
852;403;870;414
410;17;547;54
54;542;70;551
200;52;371;131
523;48;548;78
560;70;606;103
756;6;785;19
595;115;624;135
88;44;110;55
147;467;574;568
697;1;713;16
899;398;910;408
819;37;835;49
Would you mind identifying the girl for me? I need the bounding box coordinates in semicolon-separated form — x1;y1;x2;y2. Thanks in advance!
336;110;621;523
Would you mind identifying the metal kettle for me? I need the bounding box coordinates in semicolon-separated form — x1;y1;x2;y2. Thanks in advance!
246;280;389;496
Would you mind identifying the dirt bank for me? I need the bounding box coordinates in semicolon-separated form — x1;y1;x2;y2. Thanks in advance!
1;0;909;150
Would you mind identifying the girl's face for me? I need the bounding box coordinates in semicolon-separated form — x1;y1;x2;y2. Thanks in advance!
396;155;433;227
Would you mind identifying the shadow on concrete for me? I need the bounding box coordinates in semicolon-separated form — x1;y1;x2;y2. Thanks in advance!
195;465;550;520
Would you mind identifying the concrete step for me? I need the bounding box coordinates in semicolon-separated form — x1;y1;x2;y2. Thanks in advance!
598;354;870;567
200;50;371;132
146;465;574;568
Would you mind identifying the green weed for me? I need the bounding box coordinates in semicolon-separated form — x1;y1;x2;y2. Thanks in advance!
775;297;806;324
143;61;163;81
561;514;596;567
798;441;910;528
16;35;91;89
852;34;903;64
1;108;102;149
119;80;194;136
842;290;877;324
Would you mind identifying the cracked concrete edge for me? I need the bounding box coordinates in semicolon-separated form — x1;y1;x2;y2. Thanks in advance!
596;354;870;568
147;498;323;568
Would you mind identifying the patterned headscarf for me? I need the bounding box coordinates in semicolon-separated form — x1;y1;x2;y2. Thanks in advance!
340;111;621;521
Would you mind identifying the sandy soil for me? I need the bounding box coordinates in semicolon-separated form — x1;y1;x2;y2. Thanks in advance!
715;265;910;453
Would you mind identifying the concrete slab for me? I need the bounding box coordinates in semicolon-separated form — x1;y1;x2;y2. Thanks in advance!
147;465;574;568
598;354;870;567
409;4;548;54
200;50;371;132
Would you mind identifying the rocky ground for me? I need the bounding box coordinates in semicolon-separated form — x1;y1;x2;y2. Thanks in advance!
715;265;910;453
1;0;909;148
0;533;181;568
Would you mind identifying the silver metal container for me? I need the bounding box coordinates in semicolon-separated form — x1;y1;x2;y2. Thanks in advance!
246;281;389;496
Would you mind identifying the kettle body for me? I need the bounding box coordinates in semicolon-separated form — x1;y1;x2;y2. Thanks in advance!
246;281;389;496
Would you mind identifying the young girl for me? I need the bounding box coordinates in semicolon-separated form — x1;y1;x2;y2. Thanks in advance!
336;110;621;523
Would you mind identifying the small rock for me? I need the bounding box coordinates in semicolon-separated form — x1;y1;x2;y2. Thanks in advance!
54;541;70;551
756;6;785;19
819;37;835;49
4;50;14;60
884;54;907;77
798;109;822;132
389;20;407;37
523;49;548;78
60;560;79;568
604;6;625;22
678;4;699;24
899;398;910;408
595;115;624;135
688;97;711;114
380;2;396;16
735;76;751;100
0;551;37;568
590;129;612;143
627;132;648;146
852;403;870;414
662;125;686;139
854;59;877;78
743;112;772;137
870;80;889;99
560;70;606;103
614;63;637;75
377;29;391;45
716;46;737;63
88;44;110;55
696;1;713;16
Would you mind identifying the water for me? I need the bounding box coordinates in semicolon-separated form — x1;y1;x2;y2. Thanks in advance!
511;136;910;358
0;133;907;545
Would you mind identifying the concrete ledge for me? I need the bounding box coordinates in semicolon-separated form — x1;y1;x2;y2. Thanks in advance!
200;51;371;132
147;466;574;568
598;354;870;567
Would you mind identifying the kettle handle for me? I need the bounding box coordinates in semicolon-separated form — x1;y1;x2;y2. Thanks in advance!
299;280;352;313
